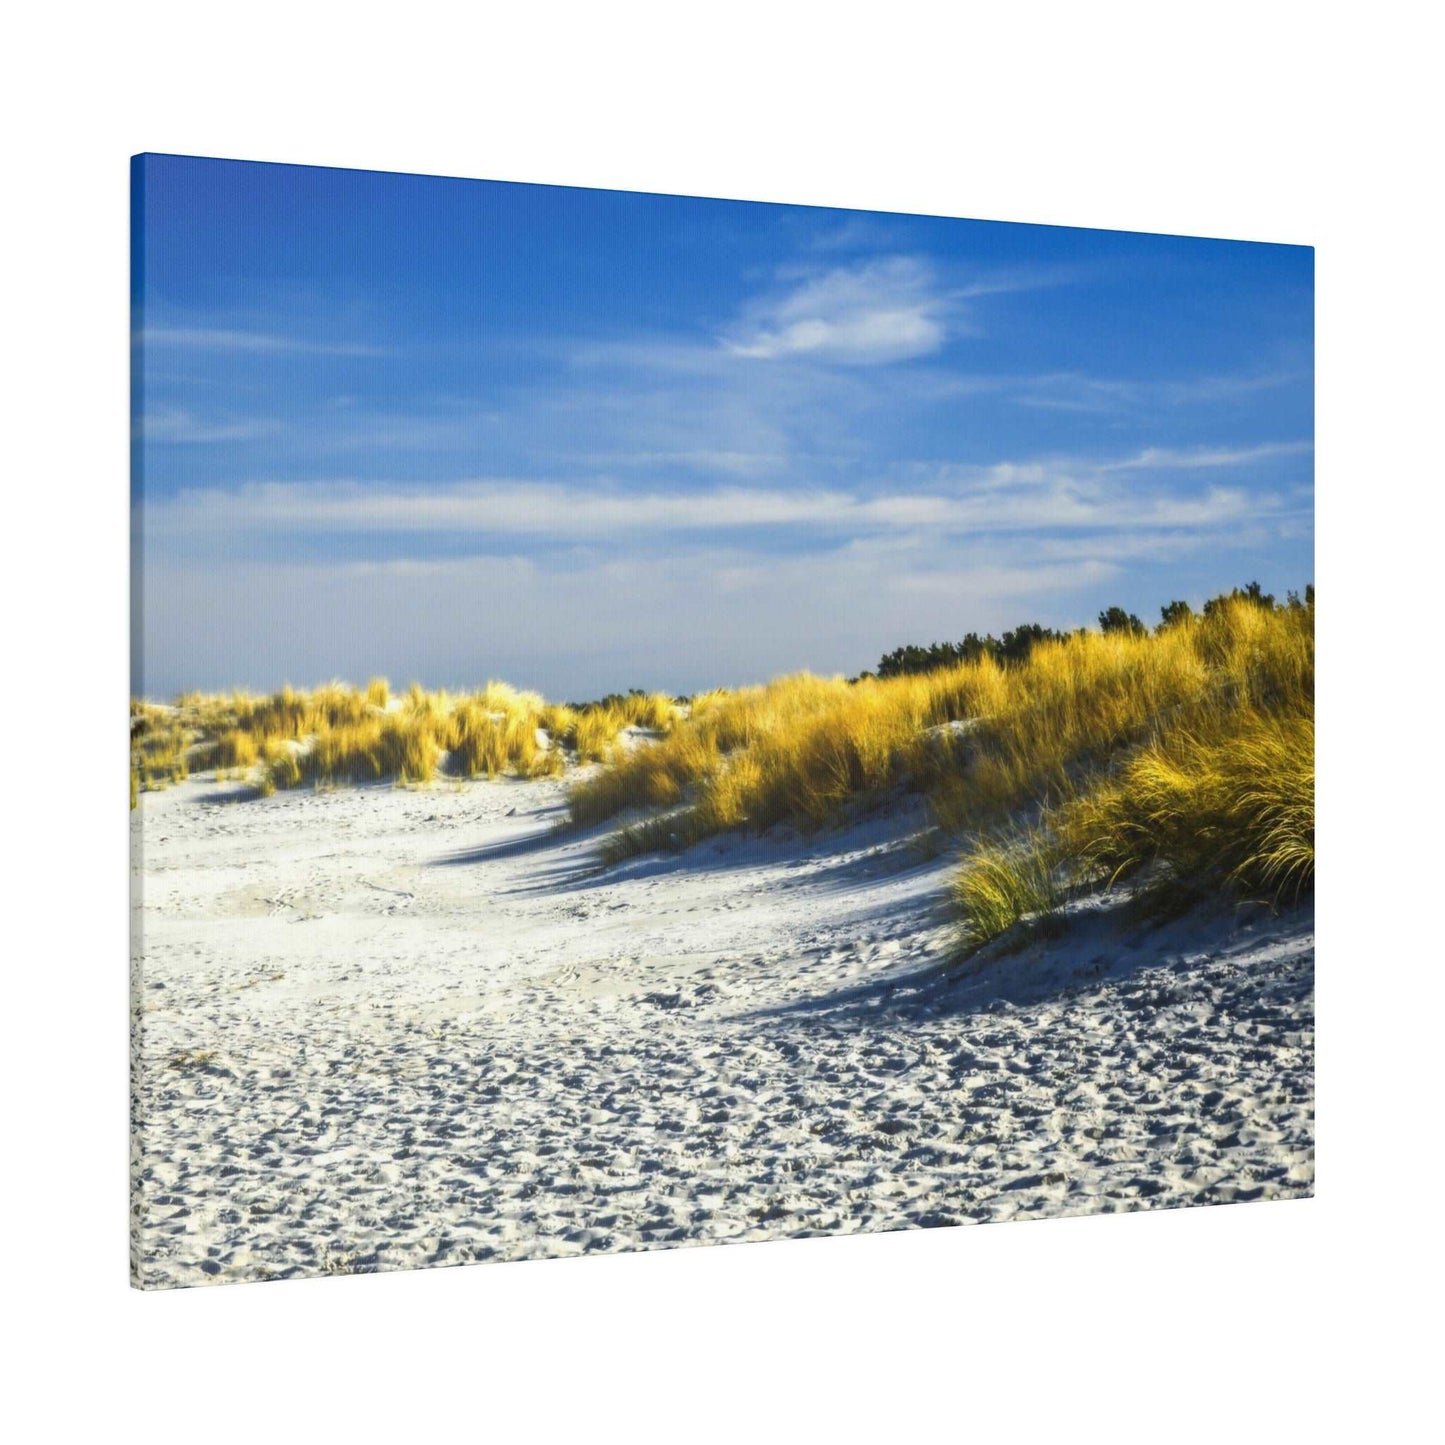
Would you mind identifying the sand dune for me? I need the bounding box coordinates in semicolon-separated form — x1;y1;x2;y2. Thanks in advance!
130;773;1313;1287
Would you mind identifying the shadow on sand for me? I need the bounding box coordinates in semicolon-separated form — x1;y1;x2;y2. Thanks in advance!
737;895;1314;1028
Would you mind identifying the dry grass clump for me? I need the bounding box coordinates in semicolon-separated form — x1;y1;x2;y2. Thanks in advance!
446;699;540;779
130;676;574;797
539;702;579;742
572;705;627;763
951;828;1072;952
567;674;858;832
1056;706;1315;905
570;726;723;827
129;707;191;795
561;691;680;764
620;690;679;732
215;729;260;770
261;739;303;789
290;715;442;787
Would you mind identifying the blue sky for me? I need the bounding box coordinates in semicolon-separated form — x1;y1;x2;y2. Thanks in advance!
133;154;1313;699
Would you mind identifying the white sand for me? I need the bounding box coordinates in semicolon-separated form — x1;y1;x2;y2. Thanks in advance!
130;773;1313;1287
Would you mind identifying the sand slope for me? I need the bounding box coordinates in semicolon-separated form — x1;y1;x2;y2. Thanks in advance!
130;774;1313;1287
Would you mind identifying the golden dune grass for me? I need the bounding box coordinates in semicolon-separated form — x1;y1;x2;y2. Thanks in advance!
131;675;690;800
129;594;1312;940
568;620;1232;843
948;601;1314;949
129;708;191;794
567;597;1314;937
950;827;1072;951
1057;706;1315;904
565;691;680;763
130;677;578;794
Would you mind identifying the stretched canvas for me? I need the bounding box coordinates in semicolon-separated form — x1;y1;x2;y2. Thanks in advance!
130;154;1314;1288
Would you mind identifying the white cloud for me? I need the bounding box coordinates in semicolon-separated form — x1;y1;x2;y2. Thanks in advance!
924;368;1308;416
722;257;953;365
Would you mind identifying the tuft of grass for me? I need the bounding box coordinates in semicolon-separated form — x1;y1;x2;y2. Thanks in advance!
262;740;303;789
446;697;540;779
130;717;191;792
620;690;678;732
215;729;260;771
529;741;567;778
951;828;1072;953
573;704;628;763
132;677;580;797
286;715;442;788
539;702;579;747
1057;706;1314;906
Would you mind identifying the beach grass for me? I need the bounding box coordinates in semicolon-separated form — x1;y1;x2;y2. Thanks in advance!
562;589;1313;940
127;676;663;796
950;827;1073;952
129;587;1312;941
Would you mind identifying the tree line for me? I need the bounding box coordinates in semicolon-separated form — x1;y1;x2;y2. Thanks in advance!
866;582;1313;680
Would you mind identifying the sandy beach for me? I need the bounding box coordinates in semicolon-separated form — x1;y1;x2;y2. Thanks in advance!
130;769;1313;1287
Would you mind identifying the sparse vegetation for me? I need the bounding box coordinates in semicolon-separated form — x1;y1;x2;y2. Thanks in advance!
126;676;674;798
129;583;1312;960
129;704;191;793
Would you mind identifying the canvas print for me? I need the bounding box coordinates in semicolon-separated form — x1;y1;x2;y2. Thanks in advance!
130;154;1314;1289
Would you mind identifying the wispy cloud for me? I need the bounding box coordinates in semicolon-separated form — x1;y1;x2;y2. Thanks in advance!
926;368;1309;415
1105;441;1314;471
141;326;386;357
142;442;1309;551
139;406;282;444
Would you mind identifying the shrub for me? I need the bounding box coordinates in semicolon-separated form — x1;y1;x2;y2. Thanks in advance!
1158;599;1194;631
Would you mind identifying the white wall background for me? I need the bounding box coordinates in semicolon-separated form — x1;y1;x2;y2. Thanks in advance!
3;3;1436;1437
